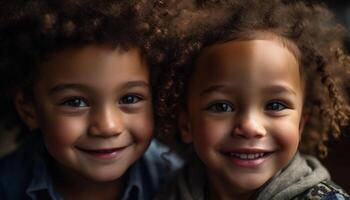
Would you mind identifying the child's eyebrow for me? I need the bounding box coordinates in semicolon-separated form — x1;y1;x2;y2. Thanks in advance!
49;81;150;95
120;81;150;91
199;84;297;97
200;84;227;97
49;84;89;95
262;85;297;96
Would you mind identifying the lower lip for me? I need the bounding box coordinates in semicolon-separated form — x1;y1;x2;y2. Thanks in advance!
77;147;129;160
225;153;271;168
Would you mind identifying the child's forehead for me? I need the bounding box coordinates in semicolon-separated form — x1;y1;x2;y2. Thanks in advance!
196;35;301;75
209;31;301;65
44;43;139;59
36;44;147;79
39;43;144;66
197;40;299;74
32;44;150;94
190;38;305;97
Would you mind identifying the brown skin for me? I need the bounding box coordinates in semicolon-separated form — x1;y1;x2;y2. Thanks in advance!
180;39;304;200
155;0;350;159
15;45;153;199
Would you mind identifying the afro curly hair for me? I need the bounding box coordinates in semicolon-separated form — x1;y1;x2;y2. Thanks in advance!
153;0;350;158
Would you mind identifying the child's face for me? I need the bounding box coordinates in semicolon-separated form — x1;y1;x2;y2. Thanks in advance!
19;45;153;182
180;40;304;195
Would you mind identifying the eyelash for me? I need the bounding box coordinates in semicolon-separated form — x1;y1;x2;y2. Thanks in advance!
206;102;234;113
119;94;143;105
60;97;89;107
205;100;288;113
59;94;144;108
265;101;288;111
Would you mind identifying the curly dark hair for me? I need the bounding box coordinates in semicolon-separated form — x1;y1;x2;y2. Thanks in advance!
0;0;166;136
154;0;350;158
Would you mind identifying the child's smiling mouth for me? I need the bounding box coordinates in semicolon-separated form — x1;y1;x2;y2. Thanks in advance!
75;145;131;160
228;152;267;160
221;148;274;168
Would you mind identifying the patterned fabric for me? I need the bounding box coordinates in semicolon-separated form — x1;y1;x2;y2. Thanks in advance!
294;181;350;200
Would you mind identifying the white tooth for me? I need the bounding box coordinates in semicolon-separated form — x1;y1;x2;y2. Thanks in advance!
248;154;254;159
255;153;259;158
260;153;264;157
241;154;248;159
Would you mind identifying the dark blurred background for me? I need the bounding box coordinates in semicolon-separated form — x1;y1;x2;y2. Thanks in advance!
324;0;350;49
321;0;350;193
0;0;349;193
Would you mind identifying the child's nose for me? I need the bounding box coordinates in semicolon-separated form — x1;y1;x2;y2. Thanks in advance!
231;113;267;139
88;106;124;137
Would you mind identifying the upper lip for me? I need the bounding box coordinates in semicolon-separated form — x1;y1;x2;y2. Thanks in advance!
220;148;273;154
75;145;129;152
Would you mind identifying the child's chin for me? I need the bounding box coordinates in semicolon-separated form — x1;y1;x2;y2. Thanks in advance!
82;169;125;183
229;175;270;193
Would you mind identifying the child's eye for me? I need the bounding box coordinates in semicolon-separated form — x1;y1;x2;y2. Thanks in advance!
119;95;142;104
265;102;286;111
207;102;234;113
60;97;89;107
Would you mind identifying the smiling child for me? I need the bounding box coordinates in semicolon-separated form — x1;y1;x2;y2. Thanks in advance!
0;0;181;199
155;0;350;199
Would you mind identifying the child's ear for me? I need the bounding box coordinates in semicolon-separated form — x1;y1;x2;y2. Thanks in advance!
178;111;193;143
14;91;38;130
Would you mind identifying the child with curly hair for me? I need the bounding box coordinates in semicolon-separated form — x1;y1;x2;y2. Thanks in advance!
0;0;181;199
155;0;350;199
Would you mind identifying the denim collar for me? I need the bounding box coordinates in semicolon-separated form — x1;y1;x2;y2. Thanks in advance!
121;159;144;200
25;144;144;200
26;152;62;200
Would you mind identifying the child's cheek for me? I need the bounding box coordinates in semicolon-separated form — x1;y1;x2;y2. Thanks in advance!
193;115;231;146
124;111;154;144
269;117;300;155
40;115;87;146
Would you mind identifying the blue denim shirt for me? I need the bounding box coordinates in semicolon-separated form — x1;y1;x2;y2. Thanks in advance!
0;135;183;200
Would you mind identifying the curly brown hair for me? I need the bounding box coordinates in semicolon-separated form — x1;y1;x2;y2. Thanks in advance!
154;0;350;158
0;0;165;136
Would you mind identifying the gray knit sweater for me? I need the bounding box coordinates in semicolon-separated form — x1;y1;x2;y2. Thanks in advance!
156;152;349;200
